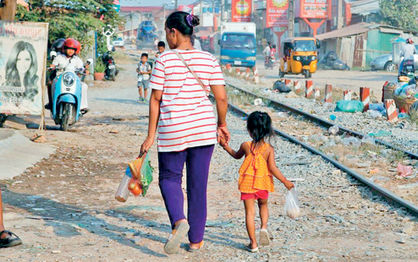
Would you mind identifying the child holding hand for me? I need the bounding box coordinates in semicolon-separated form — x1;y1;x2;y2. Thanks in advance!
221;111;294;252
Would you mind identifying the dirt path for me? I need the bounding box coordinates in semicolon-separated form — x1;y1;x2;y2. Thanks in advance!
0;56;416;261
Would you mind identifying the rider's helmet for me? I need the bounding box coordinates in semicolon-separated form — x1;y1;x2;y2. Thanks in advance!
64;38;81;55
74;40;81;55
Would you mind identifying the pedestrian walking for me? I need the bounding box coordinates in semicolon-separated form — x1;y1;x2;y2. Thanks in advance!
0;189;22;248
136;53;152;102
139;11;229;254
220;111;294;253
155;41;166;59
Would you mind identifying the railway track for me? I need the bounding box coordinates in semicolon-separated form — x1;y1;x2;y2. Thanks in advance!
220;82;418;216
227;83;418;160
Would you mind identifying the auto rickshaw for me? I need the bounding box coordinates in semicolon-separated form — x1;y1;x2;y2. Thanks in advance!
279;37;320;78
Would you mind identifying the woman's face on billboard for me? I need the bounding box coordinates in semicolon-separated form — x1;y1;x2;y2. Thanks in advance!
16;50;32;74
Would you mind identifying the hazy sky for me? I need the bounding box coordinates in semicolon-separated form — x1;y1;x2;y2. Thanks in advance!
120;0;197;6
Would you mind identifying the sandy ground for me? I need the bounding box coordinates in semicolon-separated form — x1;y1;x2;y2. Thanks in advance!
0;55;416;261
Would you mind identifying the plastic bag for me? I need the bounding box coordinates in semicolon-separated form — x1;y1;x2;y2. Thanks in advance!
335;100;364;113
115;167;133;202
284;188;301;219
128;154;154;197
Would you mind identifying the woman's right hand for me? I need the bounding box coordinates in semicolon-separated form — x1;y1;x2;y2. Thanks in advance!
284;181;295;190
139;136;154;157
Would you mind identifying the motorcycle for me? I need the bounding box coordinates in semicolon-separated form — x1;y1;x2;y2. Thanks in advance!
50;68;85;131
102;52;118;81
399;59;415;79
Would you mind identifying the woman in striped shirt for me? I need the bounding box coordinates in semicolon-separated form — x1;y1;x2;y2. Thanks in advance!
139;11;230;253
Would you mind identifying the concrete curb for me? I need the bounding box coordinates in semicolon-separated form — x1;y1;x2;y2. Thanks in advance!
0;129;56;180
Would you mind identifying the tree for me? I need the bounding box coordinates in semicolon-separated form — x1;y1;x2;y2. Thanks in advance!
15;0;123;56
380;0;418;32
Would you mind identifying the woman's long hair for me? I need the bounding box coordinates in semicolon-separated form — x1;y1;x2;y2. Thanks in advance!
5;41;39;101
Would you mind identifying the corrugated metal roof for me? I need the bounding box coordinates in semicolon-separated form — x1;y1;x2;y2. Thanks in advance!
317;22;372;40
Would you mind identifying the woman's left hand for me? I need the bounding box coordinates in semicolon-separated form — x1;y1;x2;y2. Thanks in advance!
217;125;230;144
139;136;154;157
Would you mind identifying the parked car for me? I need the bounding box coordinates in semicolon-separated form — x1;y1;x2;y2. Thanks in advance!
112;37;124;47
370;54;396;72
371;45;418;72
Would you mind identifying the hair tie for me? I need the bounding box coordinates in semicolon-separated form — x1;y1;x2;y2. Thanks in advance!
186;14;194;27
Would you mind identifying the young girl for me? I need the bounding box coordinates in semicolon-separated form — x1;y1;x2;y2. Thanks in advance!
221;111;294;252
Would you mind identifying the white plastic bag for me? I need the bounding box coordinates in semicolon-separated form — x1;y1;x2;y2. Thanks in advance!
284;188;301;219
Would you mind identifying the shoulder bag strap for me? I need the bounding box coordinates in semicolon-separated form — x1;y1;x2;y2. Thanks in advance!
173;50;209;95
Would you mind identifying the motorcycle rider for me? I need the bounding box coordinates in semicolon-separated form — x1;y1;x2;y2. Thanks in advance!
399;38;416;75
47;38;89;113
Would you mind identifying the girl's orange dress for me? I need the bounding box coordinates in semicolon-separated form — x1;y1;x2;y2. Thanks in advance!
238;142;274;200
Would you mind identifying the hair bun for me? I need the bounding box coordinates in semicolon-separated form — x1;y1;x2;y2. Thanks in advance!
186;14;200;27
191;15;200;27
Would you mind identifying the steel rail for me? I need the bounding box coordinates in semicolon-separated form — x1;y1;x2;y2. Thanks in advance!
221;98;418;216
227;83;418;160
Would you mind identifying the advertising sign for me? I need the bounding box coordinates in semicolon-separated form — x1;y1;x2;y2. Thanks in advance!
266;0;288;28
202;13;214;27
0;21;48;115
300;0;328;19
231;0;252;22
113;0;120;12
178;5;194;13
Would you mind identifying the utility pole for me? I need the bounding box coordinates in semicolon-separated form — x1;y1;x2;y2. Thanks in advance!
337;0;343;29
220;0;225;25
130;12;134;41
174;0;178;10
288;0;294;37
0;0;17;21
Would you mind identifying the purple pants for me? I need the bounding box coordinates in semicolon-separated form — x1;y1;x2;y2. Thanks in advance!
158;144;214;243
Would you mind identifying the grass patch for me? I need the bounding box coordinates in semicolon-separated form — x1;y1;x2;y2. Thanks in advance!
388;150;406;163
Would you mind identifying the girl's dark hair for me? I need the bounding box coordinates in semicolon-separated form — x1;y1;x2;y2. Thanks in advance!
166;11;200;36
247;111;273;143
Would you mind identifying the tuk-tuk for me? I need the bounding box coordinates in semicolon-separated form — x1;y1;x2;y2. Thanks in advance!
279;37;320;78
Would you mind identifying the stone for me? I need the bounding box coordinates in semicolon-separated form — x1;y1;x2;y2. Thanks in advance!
395;239;406;244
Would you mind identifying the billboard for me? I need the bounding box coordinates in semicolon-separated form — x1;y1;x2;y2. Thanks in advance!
0;21;48;115
300;0;328;19
266;0;288;28
231;0;252;22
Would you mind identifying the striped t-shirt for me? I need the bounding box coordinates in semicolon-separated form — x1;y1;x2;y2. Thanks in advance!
149;49;225;152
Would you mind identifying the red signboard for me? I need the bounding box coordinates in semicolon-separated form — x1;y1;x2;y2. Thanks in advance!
300;0;328;19
231;0;252;22
178;5;194;13
266;0;288;28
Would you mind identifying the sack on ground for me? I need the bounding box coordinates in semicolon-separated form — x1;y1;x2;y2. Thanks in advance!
335;100;364;113
273;80;291;93
128;154;154;196
284;188;301;219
